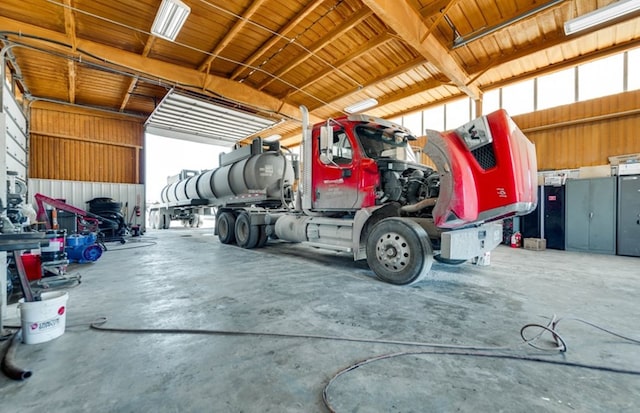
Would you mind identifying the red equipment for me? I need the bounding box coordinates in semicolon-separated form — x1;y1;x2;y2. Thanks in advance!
34;193;100;233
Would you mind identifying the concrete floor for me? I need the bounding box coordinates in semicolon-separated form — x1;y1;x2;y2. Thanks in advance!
1;227;639;412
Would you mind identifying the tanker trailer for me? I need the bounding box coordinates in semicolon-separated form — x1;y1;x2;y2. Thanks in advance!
148;140;296;230
154;106;537;286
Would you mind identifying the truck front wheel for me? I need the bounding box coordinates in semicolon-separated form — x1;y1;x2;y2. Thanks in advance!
366;218;433;285
217;212;236;244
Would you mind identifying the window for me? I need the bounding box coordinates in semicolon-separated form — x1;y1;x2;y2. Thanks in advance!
502;79;534;116
483;89;500;114
423;105;445;132
330;131;352;165
402;111;422;136
355;125;416;162
537;68;575;110
628;48;640;91
445;98;471;130
578;54;624;101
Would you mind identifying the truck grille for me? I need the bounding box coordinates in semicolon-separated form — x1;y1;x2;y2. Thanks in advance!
471;144;496;170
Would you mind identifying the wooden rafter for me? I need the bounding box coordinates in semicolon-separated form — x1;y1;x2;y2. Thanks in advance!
419;0;460;43
0;16;321;124
230;0;324;81
375;78;446;108
465;23;633;79
120;36;156;112
197;0;267;72
67;60;76;104
478;37;640;90
63;0;76;103
283;33;394;99
314;58;428;110
258;8;373;90
119;77;138;112
417;0;454;18
362;0;481;100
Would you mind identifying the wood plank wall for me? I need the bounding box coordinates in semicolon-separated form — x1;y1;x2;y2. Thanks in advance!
29;102;145;183
513;89;640;171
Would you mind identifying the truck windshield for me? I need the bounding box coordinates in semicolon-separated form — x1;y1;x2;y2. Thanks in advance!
354;125;417;162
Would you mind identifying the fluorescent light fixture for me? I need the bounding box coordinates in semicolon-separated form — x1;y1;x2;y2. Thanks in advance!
151;0;191;41
344;98;378;114
564;0;640;35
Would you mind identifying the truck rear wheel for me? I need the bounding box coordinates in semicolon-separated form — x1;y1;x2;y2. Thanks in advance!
235;212;259;249
366;218;433;285
256;226;268;248
217;212;236;244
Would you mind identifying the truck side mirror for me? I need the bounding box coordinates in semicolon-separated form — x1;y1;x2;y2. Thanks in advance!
319;124;333;164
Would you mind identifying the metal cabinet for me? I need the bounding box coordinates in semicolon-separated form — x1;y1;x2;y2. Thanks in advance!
617;175;640;257
565;177;617;254
521;185;566;250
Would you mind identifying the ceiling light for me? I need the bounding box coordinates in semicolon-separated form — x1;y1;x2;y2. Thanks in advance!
151;0;191;42
344;98;378;114
564;0;640;35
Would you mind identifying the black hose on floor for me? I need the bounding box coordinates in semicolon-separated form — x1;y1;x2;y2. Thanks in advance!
89;314;640;412
1;329;32;380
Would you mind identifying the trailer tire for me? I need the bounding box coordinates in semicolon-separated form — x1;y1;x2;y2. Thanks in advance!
217;212;236;244
366;217;433;285
160;212;171;229
150;211;158;229
256;225;268;248
235;212;259;249
190;214;200;228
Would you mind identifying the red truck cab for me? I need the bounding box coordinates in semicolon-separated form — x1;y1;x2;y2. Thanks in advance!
309;110;537;229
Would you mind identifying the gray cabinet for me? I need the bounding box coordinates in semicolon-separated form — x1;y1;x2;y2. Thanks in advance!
617;175;640;257
565;177;616;254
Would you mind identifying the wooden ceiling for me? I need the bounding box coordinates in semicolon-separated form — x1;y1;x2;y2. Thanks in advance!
1;0;640;147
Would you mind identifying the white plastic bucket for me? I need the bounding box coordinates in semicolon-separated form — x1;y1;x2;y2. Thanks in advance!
18;291;69;344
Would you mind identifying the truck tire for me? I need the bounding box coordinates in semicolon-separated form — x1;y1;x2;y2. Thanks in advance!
366;217;433;285
217;212;236;244
256;226;268;248
434;255;466;265
235;212;259;249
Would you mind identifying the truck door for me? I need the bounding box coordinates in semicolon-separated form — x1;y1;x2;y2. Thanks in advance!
312;128;360;210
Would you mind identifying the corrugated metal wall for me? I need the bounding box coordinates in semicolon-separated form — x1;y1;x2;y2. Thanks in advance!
513;90;640;171
29;101;145;183
27;178;146;230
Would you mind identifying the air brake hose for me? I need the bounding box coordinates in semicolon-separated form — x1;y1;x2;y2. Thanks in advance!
1;329;32;380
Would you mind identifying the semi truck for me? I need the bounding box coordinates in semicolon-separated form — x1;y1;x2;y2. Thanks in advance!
150;106;537;285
